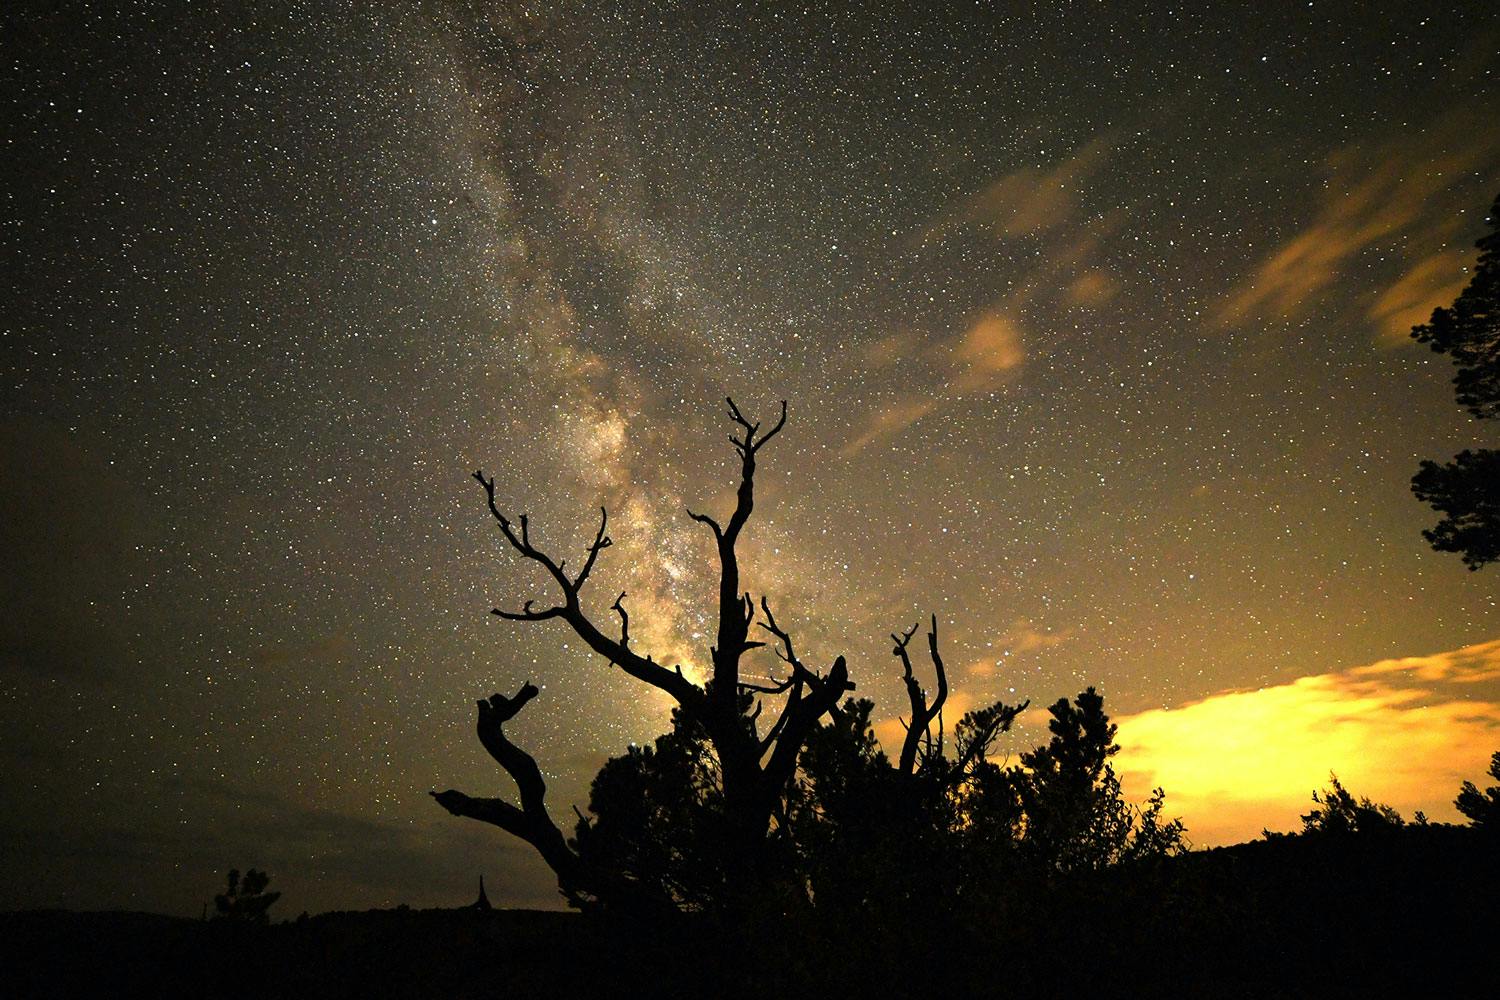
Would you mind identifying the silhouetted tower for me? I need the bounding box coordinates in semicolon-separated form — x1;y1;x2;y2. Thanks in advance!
471;874;492;911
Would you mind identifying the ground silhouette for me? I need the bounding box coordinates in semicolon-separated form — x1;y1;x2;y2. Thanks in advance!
2;818;1494;998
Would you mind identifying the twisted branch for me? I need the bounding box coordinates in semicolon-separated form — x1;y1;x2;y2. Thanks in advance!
471;471;702;711
895;615;949;775
430;683;583;890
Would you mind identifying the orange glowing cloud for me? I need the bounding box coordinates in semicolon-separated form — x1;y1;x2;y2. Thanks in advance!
1368;250;1472;347
1212;111;1497;334
923;133;1115;242
1113;638;1500;846
1065;270;1120;309
952;312;1027;391
967;618;1075;677
840;311;1026;455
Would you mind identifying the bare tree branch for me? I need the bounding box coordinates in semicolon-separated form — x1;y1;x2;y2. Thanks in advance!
757;688;798;755
695;401;788;717
610;591;631;648
895;616;949;775
562;602;703;708
893;621;923;775
927;614;950;760
572;507;612;591
740;675;797;696
430;790;528;836
760;654;853;808
491;600;564;622
725;397;788;457
474;471;572;596
685;506;724;539
472;471;703;711
757;596;807;674
430;683;582;889
754;596;857;757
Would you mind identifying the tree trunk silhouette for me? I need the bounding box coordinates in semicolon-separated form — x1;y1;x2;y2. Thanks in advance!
892;615;949;776
432;399;855;905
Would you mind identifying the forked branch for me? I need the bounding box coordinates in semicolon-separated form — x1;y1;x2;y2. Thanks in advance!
726;397;788;458
895;615;950;775
471;471;701;710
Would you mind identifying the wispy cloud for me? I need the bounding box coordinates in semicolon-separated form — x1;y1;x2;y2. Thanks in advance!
844;158;1129;457
841;310;1027;456
1213;112;1497;336
1065;270;1120;309
951;312;1027;391
921;133;1116;243
1368;249;1472;347
966;618;1074;677
1113;638;1500;846
842;397;942;458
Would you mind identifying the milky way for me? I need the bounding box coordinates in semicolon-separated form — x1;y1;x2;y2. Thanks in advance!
3;2;1498;914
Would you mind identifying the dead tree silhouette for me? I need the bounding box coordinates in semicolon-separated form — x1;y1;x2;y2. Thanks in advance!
430;399;920;906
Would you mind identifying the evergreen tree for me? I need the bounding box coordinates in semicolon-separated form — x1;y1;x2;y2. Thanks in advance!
1411;191;1500;569
1455;751;1500;832
1001;688;1185;875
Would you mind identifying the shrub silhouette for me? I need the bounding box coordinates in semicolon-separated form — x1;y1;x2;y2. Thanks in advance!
1298;774;1404;834
569;700;748;913
212;868;280;924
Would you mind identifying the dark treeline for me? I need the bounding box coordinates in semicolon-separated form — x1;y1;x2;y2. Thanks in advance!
3;816;1494;999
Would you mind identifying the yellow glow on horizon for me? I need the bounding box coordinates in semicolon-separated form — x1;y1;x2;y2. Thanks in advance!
1114;639;1500;845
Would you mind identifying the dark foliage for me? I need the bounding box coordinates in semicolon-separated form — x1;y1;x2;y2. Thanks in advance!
1455;750;1500;831
1412;192;1500;420
1412;449;1500;569
1295;774;1404;835
569;698;759;914
212;869;280;925
573;682;1185;919
1410;191;1500;569
1003;687;1186;874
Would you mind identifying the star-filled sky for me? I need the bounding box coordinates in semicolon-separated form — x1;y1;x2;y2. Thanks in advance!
4;1;1498;915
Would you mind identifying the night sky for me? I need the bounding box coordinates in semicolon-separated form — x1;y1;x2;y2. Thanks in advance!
4;2;1498;916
